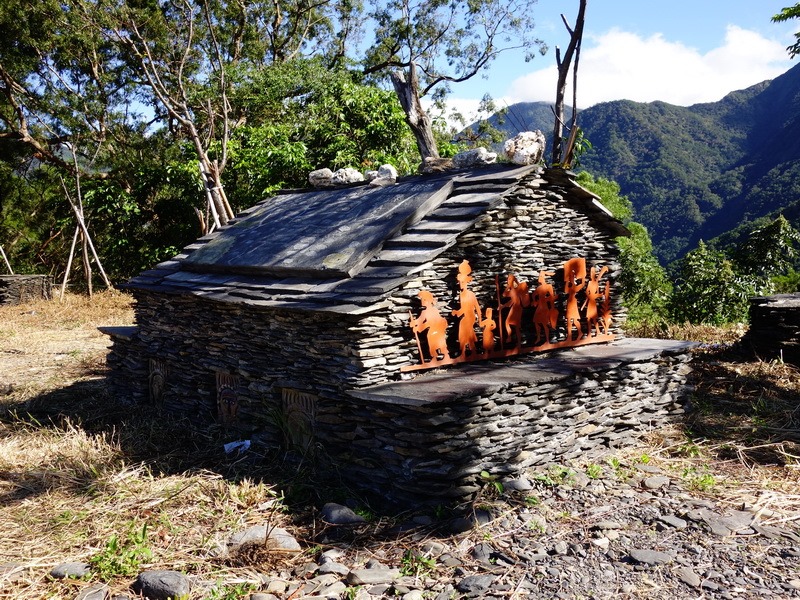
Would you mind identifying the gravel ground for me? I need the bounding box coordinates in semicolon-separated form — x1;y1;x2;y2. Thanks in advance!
253;460;800;600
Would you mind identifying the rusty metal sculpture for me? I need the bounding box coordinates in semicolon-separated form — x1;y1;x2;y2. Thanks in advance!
403;257;615;372
409;289;451;363
501;274;527;349
583;265;609;336
532;270;557;345
451;260;483;358
563;257;586;341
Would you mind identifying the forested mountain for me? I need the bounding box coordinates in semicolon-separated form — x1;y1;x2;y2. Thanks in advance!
486;62;800;263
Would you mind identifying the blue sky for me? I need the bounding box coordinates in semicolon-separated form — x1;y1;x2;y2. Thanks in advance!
447;0;798;118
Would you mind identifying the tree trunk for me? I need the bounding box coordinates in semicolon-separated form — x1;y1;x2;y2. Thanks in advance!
390;65;439;161
552;0;587;166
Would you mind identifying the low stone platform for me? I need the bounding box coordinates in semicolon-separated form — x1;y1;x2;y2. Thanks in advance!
100;325;696;506
744;293;800;365
321;338;696;505
0;275;52;305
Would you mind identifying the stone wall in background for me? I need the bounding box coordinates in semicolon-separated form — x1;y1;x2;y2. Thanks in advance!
0;275;52;305
744;293;800;365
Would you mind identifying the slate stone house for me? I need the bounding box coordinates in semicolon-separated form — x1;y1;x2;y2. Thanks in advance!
104;164;694;504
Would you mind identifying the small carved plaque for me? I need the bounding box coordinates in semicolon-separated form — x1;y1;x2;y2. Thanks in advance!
216;373;240;424
148;358;168;405
281;389;318;452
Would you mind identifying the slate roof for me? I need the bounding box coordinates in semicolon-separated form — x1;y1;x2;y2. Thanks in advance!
123;165;628;315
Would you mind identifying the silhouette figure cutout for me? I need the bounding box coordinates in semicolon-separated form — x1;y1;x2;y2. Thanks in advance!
451;260;483;357
532;270;557;345
563;257;586;341
582;265;609;336
480;307;497;354
501;274;528;348
410;289;450;362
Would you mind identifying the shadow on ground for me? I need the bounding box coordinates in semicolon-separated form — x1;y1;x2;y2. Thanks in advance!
685;344;800;465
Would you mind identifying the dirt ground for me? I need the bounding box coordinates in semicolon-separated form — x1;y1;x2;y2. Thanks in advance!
0;291;133;398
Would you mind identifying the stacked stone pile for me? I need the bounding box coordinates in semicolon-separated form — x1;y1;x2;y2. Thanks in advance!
0;274;51;305
744;293;800;365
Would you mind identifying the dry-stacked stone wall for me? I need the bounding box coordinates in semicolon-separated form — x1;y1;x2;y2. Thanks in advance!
317;339;694;506
345;172;626;387
0;275;52;305
744;293;800;365
107;292;366;431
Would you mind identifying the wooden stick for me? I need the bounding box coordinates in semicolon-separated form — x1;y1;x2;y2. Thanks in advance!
201;162;222;230
60;225;80;302
408;310;424;363
81;228;93;298
60;178;112;288
0;245;12;274
495;274;505;350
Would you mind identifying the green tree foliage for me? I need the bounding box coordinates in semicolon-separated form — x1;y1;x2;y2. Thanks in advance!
669;216;800;324
0;161;68;275
0;0;137;183
773;4;800;58
669;241;758;325
733;214;800;286
226;62;417;206
0;0;422;281
576;172;672;325
362;0;546;160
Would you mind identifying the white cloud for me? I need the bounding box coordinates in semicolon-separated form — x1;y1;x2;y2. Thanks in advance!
504;25;792;108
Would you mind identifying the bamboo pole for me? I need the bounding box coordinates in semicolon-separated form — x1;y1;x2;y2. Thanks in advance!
0;246;13;274
59;177;112;289
60;225;80;302
81;228;93;298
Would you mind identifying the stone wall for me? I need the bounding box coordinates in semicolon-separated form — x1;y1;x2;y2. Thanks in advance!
316;339;694;506
743;293;800;365
0;275;52;305
108;293;364;431
344;171;626;387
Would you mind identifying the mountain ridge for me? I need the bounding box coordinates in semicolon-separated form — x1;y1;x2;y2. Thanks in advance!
482;63;800;263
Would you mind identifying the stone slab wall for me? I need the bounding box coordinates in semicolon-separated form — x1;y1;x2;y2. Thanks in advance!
343;172;626;387
744;293;800;365
110;292;365;431
316;340;694;506
0;275;52;305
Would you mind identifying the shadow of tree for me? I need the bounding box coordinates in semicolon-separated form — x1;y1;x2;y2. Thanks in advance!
0;376;386;521
684;345;800;466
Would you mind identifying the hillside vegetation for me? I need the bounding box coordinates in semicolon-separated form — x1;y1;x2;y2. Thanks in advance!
487;63;800;264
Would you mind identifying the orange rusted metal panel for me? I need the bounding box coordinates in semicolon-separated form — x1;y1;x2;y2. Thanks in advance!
402;257;615;372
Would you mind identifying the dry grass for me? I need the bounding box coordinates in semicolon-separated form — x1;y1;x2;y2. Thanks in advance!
625;320;749;345
0;293;303;599
1;296;799;598
0;290;134;401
